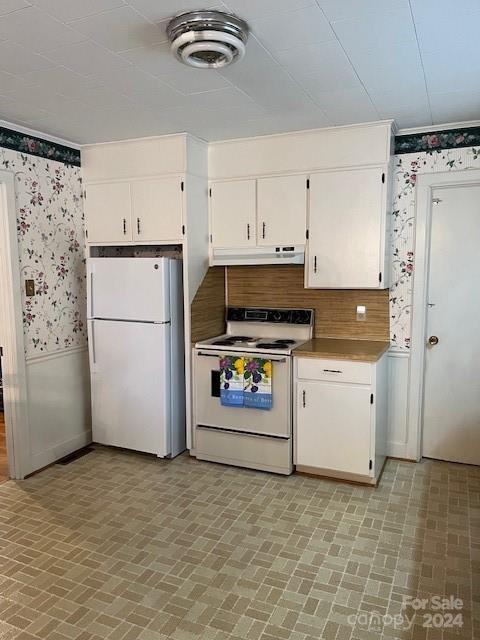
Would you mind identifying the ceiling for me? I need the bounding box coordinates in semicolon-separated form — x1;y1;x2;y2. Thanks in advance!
0;0;479;144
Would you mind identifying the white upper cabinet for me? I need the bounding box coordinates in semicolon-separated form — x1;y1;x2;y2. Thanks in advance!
306;166;389;289
210;179;256;248
85;182;132;243
210;175;308;250
257;175;307;247
132;177;184;242
85;177;184;244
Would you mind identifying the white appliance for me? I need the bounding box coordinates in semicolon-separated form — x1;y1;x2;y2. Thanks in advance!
193;307;313;475
210;245;304;266
87;257;185;458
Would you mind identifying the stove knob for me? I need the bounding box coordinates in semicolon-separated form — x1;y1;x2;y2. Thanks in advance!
273;311;282;322
292;310;309;324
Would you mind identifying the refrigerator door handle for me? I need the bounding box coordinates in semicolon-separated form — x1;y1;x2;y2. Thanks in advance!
89;321;97;372
91;322;96;364
90;271;94;317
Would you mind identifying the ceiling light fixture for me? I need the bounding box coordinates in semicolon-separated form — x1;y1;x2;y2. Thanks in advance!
166;10;249;69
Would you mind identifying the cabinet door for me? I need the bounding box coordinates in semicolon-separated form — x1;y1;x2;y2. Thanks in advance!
296;381;371;475
210;180;256;248
132;177;183;242
257;174;307;246
307;167;386;288
85;182;132;243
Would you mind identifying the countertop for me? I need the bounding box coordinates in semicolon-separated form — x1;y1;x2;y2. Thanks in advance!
293;338;390;362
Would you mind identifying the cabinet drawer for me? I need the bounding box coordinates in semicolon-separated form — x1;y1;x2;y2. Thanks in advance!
296;357;371;384
195;426;292;475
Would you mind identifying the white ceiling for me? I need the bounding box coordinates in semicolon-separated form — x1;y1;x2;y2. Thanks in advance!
0;0;479;144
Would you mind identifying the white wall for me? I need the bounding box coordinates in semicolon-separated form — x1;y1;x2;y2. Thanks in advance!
27;347;91;471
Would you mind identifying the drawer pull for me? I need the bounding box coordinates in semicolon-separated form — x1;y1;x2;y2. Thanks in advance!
323;369;342;374
302;389;306;408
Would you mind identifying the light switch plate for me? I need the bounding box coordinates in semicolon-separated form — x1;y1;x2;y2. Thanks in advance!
25;279;35;297
356;305;366;321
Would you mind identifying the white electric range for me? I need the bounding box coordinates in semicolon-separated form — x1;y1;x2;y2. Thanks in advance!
193;307;314;475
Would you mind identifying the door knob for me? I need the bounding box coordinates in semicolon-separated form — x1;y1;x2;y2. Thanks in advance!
428;335;439;346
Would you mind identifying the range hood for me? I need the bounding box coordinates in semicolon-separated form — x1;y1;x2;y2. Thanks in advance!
210;245;304;266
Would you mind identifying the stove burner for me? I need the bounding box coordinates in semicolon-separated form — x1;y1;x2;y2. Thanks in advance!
275;339;295;344
212;339;235;346
256;342;290;350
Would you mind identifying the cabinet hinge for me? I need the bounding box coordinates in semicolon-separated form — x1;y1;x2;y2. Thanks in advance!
209;234;213;243
209;188;212;197
182;225;186;235
370;393;374;404
306;178;310;189
381;172;385;184
305;229;309;240
83;189;87;199
85;228;88;239
369;459;373;470
0;346;3;357
181;181;184;192
379;272;382;283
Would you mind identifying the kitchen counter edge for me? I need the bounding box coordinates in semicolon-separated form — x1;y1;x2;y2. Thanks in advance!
293;338;390;362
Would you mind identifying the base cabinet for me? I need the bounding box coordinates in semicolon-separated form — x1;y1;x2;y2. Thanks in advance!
294;355;388;483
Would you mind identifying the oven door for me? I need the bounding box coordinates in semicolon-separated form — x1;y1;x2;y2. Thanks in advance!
194;349;291;438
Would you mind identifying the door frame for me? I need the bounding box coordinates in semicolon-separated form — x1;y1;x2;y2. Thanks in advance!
408;168;480;460
0;169;30;479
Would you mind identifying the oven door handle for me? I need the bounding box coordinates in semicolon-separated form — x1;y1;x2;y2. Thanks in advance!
197;351;287;363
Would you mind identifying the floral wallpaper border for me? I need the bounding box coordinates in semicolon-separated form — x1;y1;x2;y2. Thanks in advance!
395;126;480;155
0;126;80;167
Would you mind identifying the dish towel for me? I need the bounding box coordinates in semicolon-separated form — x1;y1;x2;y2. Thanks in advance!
220;356;245;407
244;357;272;410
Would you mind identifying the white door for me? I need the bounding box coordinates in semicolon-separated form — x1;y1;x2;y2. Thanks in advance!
89;320;170;457
423;184;480;465
296;381;372;475
132;177;183;242
257;175;307;246
88;257;170;322
210;179;256;247
85;182;132;243
307;167;385;288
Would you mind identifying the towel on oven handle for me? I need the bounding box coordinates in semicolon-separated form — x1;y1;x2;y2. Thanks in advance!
244;357;272;410
220;356;244;407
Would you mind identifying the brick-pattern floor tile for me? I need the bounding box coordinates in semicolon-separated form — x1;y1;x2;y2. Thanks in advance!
0;447;478;639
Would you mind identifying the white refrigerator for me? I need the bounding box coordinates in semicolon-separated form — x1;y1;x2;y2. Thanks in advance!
87;257;185;458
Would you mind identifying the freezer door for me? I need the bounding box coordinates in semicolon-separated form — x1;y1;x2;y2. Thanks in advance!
89;319;171;456
88;257;170;322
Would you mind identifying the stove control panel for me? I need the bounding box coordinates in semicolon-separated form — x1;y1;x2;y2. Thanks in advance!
227;307;313;325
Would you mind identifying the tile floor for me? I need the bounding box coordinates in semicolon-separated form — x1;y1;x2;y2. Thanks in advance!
0;447;478;640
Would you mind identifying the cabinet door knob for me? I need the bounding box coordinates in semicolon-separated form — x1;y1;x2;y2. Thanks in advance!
428;335;439;346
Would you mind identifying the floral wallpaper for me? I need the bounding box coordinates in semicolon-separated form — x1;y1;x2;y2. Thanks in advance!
390;145;480;352
0;148;86;358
